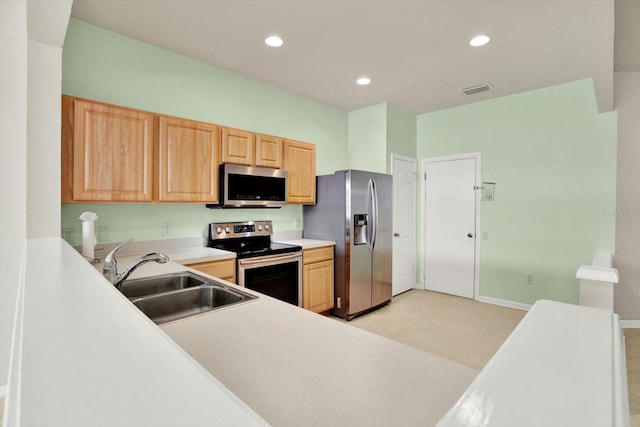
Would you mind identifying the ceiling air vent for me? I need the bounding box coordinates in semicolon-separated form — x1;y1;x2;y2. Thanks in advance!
460;82;492;96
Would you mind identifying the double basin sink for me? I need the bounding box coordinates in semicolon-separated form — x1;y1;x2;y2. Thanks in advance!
120;271;257;324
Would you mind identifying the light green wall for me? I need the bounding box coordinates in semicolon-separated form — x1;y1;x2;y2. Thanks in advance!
61;19;348;244
347;102;417;174
347;103;388;173
62;203;302;245
386;103;417;171
417;79;617;305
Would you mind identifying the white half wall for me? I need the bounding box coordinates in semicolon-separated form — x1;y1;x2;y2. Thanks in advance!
27;40;62;239
614;71;640;321
0;0;71;388
0;0;29;388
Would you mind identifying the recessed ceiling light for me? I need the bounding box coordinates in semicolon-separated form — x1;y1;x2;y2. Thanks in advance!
469;35;490;47
265;35;283;47
356;77;371;86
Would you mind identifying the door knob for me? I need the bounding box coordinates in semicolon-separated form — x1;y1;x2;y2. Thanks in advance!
394;233;400;237
467;233;473;238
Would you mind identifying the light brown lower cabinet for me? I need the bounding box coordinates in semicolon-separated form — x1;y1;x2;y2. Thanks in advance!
186;259;236;284
302;246;334;313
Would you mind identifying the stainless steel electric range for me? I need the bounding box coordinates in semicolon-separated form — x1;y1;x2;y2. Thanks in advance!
207;221;303;306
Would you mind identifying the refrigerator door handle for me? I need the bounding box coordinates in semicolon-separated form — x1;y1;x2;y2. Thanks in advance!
369;178;378;251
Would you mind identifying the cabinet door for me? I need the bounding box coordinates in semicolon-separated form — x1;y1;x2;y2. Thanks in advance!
158;117;220;202
186;259;236;284
221;127;255;166
284;139;316;204
71;99;154;202
303;259;334;313
255;134;283;169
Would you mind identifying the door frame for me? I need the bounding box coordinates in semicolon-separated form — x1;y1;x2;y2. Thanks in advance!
420;152;481;299
391;153;417;295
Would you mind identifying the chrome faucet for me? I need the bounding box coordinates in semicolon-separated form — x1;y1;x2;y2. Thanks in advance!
103;240;170;289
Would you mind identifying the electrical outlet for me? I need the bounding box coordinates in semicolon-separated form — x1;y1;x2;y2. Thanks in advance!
98;226;111;243
336;296;342;309
526;275;535;285
482;231;488;240
62;228;75;245
294;218;301;229
162;222;172;237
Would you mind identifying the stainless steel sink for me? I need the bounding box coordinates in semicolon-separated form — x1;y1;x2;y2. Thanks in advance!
119;271;207;299
120;271;257;324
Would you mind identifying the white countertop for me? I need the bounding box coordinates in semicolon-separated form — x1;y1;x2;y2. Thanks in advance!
9;238;266;427
274;238;336;249
8;238;629;427
8;238;475;427
160;287;477;427
437;300;629;427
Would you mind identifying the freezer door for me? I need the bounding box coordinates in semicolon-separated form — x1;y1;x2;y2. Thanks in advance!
371;172;393;306
347;170;373;315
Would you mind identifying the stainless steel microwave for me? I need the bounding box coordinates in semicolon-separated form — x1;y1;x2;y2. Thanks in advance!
208;164;288;208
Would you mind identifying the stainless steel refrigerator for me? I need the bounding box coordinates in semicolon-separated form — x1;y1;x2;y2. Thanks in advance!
303;170;392;320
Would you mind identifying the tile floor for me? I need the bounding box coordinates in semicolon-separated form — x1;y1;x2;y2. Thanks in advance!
625;328;640;427
340;289;640;426
342;289;526;369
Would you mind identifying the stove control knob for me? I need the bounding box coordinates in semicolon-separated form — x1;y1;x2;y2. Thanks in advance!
264;224;270;231
215;226;223;234
225;226;231;233
257;225;263;231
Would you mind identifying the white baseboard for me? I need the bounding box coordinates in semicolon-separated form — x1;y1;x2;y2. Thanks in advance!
620;320;640;328
476;295;532;312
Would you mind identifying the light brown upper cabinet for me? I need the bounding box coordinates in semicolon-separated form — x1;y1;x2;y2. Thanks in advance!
157;117;220;202
221;128;284;169
61;96;154;203
284;139;316;205
220;127;255;166
255;134;283;169
62;95;317;205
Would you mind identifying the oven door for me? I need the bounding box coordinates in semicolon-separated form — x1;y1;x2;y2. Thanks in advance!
237;251;302;306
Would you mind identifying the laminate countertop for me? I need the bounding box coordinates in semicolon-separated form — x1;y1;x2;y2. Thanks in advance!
273;238;336;249
10;238;626;427
8;238;476;427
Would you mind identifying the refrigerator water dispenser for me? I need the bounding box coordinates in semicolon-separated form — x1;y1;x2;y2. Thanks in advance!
353;214;368;245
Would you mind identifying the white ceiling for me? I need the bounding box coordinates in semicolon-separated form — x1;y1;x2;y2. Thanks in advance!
69;0;635;115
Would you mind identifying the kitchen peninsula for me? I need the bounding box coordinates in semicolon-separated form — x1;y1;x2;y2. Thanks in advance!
8;238;476;426
6;238;629;427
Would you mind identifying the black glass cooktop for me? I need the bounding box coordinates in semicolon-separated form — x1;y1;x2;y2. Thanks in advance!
208;236;301;259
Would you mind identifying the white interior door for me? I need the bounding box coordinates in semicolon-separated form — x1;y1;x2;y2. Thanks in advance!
423;154;480;299
392;154;417;296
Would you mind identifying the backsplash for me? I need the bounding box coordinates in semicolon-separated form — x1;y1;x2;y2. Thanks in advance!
61;203;303;246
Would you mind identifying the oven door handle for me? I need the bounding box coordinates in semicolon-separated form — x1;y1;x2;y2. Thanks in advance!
238;252;302;266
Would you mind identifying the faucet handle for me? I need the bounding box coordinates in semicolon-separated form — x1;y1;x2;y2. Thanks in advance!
103;239;133;272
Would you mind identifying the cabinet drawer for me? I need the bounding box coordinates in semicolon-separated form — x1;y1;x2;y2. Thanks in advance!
186;259;236;284
303;246;334;265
